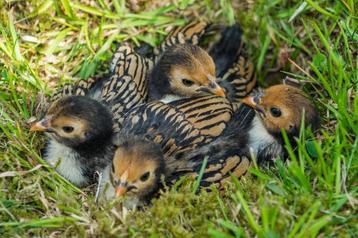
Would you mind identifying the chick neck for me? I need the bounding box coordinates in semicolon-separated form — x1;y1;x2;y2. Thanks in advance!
248;114;285;164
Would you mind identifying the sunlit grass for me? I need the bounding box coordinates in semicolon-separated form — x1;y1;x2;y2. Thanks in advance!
0;0;357;236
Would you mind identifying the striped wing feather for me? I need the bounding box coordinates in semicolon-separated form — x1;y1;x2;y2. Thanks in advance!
218;55;257;110
51;77;99;102
119;98;255;189
152;21;209;63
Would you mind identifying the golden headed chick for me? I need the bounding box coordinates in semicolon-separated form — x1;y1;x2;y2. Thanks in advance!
31;96;114;187
101;136;165;208
148;44;226;102
242;84;320;163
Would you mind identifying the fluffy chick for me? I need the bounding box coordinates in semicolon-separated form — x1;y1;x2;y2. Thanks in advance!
31;96;114;187
101;137;165;208
242;84;320;163
148;44;226;102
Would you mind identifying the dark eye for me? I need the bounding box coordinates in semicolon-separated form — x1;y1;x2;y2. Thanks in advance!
140;172;150;182
182;79;194;87
62;126;74;133
270;107;282;117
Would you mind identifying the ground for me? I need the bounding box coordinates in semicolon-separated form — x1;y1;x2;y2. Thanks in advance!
0;0;357;237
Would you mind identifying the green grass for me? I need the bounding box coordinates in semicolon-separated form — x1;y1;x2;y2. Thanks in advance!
0;0;357;237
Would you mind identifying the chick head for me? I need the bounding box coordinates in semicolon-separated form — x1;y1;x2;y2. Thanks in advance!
152;44;225;98
30;96;113;148
242;84;320;137
111;137;165;200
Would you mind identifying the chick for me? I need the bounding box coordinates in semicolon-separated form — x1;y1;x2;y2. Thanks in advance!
31;96;114;187
148;44;226;102
101;136;165;207
242;84;320;163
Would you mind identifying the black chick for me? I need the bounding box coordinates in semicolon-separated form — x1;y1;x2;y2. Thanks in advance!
31;96;114;186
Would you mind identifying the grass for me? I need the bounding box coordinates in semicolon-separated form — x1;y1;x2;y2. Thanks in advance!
0;0;357;237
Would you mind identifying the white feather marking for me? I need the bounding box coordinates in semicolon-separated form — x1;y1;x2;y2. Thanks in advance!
248;115;276;156
159;94;184;103
44;139;88;186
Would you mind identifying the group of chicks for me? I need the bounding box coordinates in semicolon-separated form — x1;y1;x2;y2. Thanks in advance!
30;21;319;208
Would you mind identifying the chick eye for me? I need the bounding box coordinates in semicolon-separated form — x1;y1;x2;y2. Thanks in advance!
62;126;74;133
270;107;282;117
182;79;194;87
140;172;150;182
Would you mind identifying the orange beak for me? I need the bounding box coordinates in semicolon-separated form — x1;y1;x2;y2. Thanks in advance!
242;96;257;108
115;186;127;197
213;87;226;97
30;119;50;132
242;95;266;114
205;75;226;97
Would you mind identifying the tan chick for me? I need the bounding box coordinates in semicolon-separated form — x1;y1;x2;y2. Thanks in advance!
148;44;226;102
242;84;320;163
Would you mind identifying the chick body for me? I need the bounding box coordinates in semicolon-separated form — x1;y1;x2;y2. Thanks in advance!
100;95;254;203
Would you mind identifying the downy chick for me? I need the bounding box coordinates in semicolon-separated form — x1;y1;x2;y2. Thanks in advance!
101;137;165;208
148;44;226;102
99;97;255;206
31;96;114;187
242;84;320;163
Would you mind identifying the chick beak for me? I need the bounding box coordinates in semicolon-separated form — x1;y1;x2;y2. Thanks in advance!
242;96;257;108
30;118;50;132
115;185;127;197
242;96;265;114
211;84;226;97
207;76;225;97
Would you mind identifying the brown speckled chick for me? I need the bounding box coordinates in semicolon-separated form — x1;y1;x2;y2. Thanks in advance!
149;44;225;102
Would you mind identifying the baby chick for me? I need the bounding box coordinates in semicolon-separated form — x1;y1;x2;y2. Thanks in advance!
242;84;320;163
101;136;165;207
148;44;226;102
110;21;256;104
31;96;114;187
